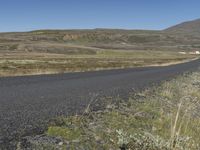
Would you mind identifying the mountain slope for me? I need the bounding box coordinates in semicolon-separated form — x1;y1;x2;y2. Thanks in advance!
165;18;200;34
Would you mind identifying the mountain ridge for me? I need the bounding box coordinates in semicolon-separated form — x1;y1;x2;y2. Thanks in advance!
164;18;200;33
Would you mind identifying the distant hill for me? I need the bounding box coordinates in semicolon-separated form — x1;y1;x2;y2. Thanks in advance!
164;18;200;34
1;19;200;53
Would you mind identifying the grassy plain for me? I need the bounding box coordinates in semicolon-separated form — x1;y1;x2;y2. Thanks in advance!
0;28;199;77
0;49;195;77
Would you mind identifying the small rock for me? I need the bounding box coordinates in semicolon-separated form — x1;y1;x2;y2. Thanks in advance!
72;139;80;143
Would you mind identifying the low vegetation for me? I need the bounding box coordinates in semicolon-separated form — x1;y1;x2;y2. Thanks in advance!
20;70;200;149
0;49;195;77
0;27;199;77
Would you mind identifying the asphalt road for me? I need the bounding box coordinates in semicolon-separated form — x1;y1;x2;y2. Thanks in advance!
0;59;200;149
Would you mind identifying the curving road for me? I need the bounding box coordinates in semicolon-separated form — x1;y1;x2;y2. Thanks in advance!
0;59;200;149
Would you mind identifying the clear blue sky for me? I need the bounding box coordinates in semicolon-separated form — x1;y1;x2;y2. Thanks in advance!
0;0;200;32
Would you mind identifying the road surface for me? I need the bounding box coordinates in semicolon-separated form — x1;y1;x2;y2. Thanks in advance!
0;59;200;149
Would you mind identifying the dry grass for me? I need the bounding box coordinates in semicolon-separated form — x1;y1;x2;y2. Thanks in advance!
0;50;196;77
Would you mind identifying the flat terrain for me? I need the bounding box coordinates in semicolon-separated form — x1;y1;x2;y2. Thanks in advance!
0;58;200;149
0;49;195;77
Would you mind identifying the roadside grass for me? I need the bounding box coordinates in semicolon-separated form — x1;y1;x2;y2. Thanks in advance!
21;70;200;150
0;49;196;77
